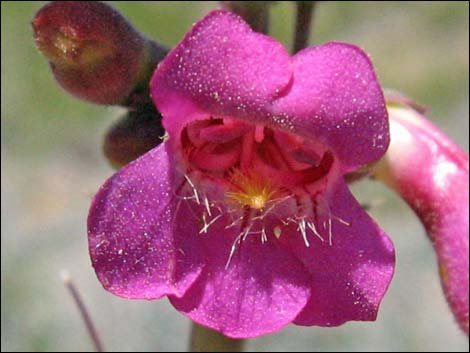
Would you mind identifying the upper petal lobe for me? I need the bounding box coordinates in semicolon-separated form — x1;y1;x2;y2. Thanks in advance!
151;10;292;136
272;43;389;171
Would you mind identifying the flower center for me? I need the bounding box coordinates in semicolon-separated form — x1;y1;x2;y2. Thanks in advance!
177;116;344;257
225;168;279;210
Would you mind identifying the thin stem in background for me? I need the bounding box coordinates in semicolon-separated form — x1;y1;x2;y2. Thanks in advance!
221;1;271;34
61;271;105;352
189;323;245;352
293;1;317;53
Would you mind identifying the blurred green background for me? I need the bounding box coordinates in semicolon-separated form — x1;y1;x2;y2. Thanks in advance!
1;1;468;351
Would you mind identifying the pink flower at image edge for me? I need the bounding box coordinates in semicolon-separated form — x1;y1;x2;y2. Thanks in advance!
377;97;469;334
87;10;394;338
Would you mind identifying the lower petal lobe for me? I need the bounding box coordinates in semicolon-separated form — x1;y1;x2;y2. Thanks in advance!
170;216;311;338
278;181;395;326
87;143;203;299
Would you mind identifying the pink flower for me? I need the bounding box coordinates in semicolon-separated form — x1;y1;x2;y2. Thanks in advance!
88;11;394;338
376;94;469;334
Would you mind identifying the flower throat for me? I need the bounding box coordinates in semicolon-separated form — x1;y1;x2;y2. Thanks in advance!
177;116;348;262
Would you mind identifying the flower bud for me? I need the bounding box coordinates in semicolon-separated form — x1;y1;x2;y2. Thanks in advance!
103;105;165;169
374;92;469;334
32;1;167;105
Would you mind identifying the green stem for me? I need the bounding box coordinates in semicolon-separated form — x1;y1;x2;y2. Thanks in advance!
189;323;245;352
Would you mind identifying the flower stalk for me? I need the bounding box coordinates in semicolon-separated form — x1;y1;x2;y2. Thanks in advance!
189;323;245;352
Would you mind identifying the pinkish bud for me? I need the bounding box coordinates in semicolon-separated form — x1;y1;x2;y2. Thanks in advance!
103;105;165;169
32;1;167;105
374;93;469;334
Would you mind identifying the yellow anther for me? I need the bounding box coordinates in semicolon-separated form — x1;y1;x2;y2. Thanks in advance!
226;169;278;210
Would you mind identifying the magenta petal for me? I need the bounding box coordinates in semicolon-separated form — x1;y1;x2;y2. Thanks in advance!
151;10;292;136
272;43;389;171
87;143;203;299
169;219;311;338
280;182;395;326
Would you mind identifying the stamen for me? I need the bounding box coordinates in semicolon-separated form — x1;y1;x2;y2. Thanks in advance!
201;212;207;233
175;194;198;201
204;196;212;216
184;174;200;205
261;227;268;243
226;207;259;268
298;218;310;247
242;224;252;241
268;194;294;204
226;233;243;269
199;213;221;234
225;221;254;269
307;220;324;242
225;215;244;229
331;214;351;226
327;217;333;246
